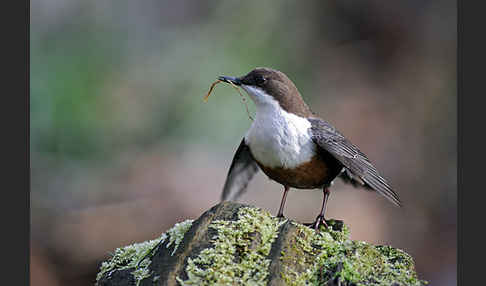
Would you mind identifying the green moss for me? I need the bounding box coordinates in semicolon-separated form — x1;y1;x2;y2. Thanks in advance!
96;219;193;285
176;207;287;285
97;205;426;286
166;219;195;255
280;222;427;286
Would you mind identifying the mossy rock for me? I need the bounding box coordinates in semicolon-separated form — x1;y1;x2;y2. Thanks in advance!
96;202;427;286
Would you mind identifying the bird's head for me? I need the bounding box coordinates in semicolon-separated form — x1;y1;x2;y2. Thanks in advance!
219;67;312;117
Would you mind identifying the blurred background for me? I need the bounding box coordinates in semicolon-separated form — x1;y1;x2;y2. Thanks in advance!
30;0;456;285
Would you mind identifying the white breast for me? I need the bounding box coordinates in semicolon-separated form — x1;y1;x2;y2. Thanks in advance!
242;86;316;169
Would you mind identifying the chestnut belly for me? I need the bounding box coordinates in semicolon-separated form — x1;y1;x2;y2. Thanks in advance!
256;153;343;189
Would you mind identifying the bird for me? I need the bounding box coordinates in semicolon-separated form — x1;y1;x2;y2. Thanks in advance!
218;67;401;230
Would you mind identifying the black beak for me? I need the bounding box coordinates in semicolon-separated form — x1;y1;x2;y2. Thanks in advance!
218;76;242;86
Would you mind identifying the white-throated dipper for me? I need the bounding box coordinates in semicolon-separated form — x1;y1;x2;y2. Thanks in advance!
218;67;401;230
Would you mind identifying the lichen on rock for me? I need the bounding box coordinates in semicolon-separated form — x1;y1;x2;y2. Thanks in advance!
177;207;287;285
96;219;193;285
175;206;426;286
278;220;426;286
95;202;426;286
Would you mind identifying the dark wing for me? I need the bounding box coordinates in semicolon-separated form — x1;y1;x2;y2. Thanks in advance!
221;139;260;202
338;168;372;190
308;118;402;207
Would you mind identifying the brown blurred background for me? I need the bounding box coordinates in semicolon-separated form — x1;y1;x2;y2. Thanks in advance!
30;0;456;285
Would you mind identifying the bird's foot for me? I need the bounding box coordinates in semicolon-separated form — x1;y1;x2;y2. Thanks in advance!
276;213;286;220
304;215;328;231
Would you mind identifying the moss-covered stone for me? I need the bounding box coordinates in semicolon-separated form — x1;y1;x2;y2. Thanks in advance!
278;221;427;286
177;207;287;285
96;219;193;286
96;202;426;286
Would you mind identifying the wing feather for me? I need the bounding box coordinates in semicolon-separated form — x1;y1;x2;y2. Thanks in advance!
221;139;260;201
309;118;401;207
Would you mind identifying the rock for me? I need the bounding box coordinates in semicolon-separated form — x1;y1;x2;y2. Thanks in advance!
96;202;427;286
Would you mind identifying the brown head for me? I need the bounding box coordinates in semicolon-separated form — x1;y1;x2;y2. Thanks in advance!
219;67;313;118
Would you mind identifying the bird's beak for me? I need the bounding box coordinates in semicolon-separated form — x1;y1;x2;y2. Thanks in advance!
218;76;242;86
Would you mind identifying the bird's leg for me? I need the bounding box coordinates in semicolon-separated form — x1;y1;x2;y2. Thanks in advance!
312;187;331;230
277;186;290;218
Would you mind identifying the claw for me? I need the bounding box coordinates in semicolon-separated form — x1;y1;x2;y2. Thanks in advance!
303;215;329;231
312;215;328;231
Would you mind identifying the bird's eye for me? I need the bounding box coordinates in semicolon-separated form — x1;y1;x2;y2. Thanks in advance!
255;75;266;86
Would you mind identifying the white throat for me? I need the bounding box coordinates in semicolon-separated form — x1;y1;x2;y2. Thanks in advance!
242;85;316;169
